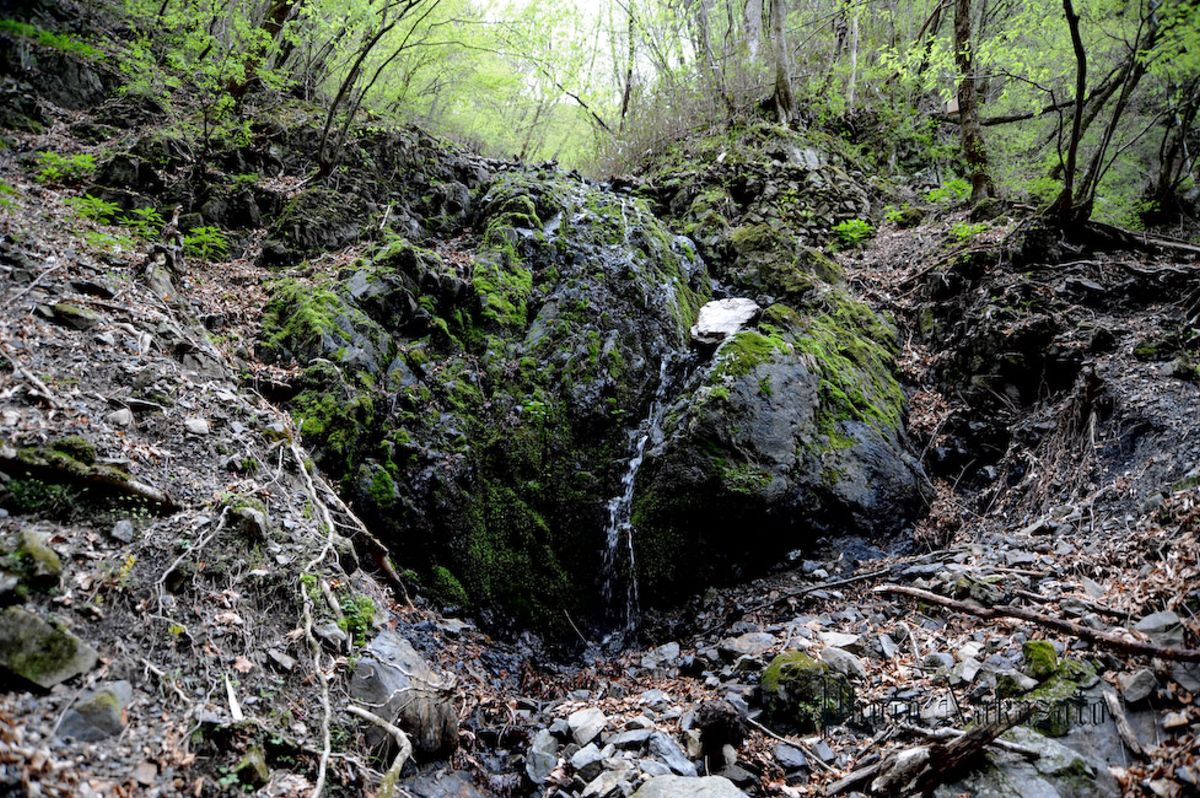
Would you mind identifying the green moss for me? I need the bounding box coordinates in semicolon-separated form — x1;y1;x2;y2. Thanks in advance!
48;436;96;466
260;280;353;356
1022;640;1058;680
761;651;855;731
428;565;470;607
337;594;376;646
713;330;790;379
721;462;775;495
1025;657;1098;737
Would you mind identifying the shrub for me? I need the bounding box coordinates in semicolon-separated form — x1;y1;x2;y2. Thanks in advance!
183;225;229;260
926;178;971;204
949;221;989;242
121;206;165;240
34;151;96;185
831;218;875;247
65;194;120;223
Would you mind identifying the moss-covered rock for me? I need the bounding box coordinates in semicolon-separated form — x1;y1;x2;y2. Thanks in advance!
259;171;711;636
1022;640;1059;681
761;651;855;732
0;606;97;689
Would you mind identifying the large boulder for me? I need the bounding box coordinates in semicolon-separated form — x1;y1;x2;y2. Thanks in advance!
262;172;710;634
760;651;855;732
348;631;459;757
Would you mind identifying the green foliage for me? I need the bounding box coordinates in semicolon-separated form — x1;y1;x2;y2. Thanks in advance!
0;18;99;57
949;221;989;242
121;206;165;240
33;152;96;185
831;218;874;247
183;226;229;260
0;180;15;210
337;594;376;646
65;194;120;224
926;179;971;205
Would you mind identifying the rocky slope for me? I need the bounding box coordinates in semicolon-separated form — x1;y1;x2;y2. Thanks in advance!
1;4;1198;798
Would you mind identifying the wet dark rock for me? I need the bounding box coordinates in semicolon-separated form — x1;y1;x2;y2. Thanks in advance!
772;743;808;771
648;731;697;777
526;729;559;784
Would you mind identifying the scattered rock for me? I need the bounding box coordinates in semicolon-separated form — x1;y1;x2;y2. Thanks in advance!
1022;640;1058;680
819;647;865;678
569;707;608;746
923;652;954;672
695;700;745;762
718;632;775;659
38;302;100;330
525;729;558;784
571;743;605;781
772;743;808;771
18;529;62;586
817;632;861;651
236;746;270;789
133;761;157;786
581;769;632;798
267;649;296;672
110;519;135;543
184;417;210;435
1134;611;1183;646
348;631;458;756
649;731;698;776
231;506;268;539
632;775;747;798
1118;668;1157;704
0;607;98;689
610;728;654;749
106;408;133;427
57;680;133;741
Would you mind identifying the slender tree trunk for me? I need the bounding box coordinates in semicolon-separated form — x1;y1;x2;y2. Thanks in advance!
618;1;636;131
953;0;993;201
768;0;793;124
847;8;859;110
1050;0;1087;223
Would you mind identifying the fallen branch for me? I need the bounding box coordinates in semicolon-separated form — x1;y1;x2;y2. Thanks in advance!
1101;688;1145;760
745;717;834;774
0;340;64;410
0;448;180;513
346;704;413;797
876;584;1200;662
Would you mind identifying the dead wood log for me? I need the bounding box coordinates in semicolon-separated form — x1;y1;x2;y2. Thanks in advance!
876;584;1200;662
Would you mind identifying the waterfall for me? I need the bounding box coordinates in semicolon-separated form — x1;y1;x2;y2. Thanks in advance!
601;357;675;633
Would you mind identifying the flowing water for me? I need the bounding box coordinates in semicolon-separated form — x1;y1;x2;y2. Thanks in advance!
601;357;676;633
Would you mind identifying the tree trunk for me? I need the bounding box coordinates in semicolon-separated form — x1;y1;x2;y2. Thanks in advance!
768;0;793;124
743;0;763;60
1050;0;1087;223
953;0;993;201
847;8;859;110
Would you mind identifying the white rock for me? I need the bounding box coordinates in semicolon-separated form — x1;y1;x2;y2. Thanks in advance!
569;707;608;746
690;298;760;345
107;408;133;427
818;631;861;651
632;775;748;798
820;647;866;678
184;417;210;435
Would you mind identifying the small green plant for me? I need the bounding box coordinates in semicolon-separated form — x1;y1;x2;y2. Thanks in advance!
65;194;120;224
337;594;376;646
231;172;260;187
831;218;875;247
926;178;971;204
949;221;989;242
34;151;96;185
183;225;229;260
121;206;165;240
82;230;135;253
0;180;16;210
883;205;905;224
0;19;99;57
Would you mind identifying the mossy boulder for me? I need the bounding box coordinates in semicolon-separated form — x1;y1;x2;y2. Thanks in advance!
761;651;855;732
1022;640;1059;680
0;606;97;689
630;283;927;603
260;171;710;636
1026;658;1099;738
